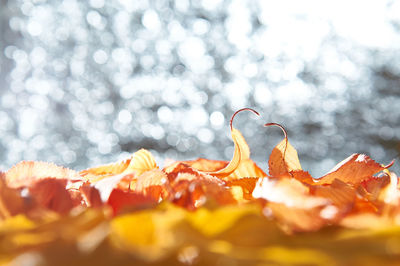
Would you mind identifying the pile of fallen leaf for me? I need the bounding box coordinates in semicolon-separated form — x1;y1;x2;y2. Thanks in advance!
1;108;400;266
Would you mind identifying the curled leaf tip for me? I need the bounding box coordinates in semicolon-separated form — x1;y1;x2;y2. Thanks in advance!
384;159;395;169
263;122;288;140
230;108;260;130
264;122;289;166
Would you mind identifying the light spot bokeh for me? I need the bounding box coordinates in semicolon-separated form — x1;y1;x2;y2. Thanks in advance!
1;0;399;176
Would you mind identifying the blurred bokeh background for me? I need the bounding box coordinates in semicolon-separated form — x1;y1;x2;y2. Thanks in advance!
1;0;399;176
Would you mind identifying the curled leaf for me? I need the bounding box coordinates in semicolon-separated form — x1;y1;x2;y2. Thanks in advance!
123;149;158;176
266;123;302;177
204;108;259;178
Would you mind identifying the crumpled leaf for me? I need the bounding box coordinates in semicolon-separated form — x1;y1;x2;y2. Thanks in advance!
5;161;80;188
316;153;393;185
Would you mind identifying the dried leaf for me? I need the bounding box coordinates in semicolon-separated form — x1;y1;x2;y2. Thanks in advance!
0;174;25;219
228;159;266;180
123;149;158;176
5;161;80;188
317;154;390;185
204;108;259;178
226;177;259;201
269;139;302;177
28;179;74;214
135;169;169;200
311;179;356;208
205;127;250;178
182;158;228;172
78;183;103;208
253;177;332;232
107;189;157;215
80;158;131;182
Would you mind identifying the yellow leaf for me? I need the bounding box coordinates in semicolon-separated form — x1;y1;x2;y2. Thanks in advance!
186;204;259;237
205;108;259;178
80;158;131;182
123;149;158;176
109;204;184;261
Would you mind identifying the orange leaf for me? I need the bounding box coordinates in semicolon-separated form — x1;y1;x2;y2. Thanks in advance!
226;177;259;201
0;173;25;219
269;139;302;177
107;189;157;215
80;149;157;183
5;161;80;188
253;177;333;232
29;178;74;214
135;169;169;201
266;202;328;233
265;123;302;177
311;179;356;209
179;158;228;173
78;183;103;208
316;154;391;185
